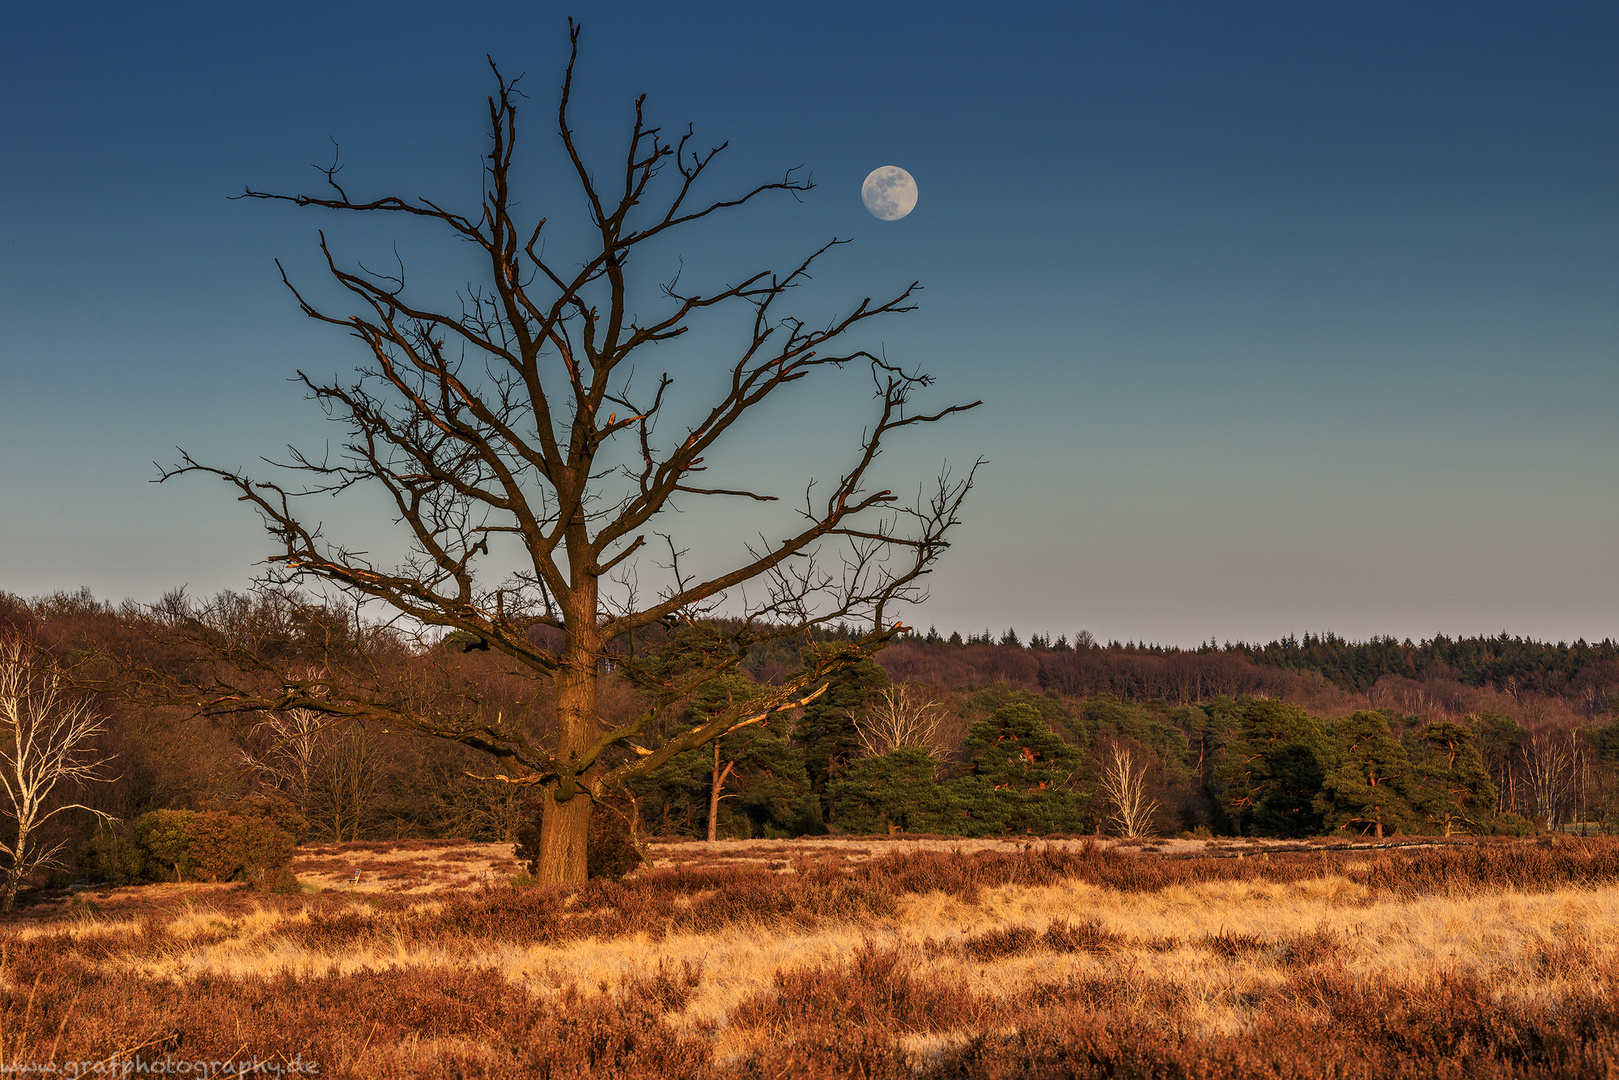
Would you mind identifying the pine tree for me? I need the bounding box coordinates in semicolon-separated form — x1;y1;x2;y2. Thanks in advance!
1215;699;1327;837
1407;721;1496;836
950;703;1083;835
797;656;889;820
828;747;961;834
1317;711;1415;838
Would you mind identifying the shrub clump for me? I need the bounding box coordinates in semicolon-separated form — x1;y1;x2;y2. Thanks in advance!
119;796;304;891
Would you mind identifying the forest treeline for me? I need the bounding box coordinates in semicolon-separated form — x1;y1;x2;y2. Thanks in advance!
3;589;1618;896
887;624;1619;713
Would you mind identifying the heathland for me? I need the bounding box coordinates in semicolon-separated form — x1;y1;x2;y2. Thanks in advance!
8;837;1619;1078
5;592;1619;1074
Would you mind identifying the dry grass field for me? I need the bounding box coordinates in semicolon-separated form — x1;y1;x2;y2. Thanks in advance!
6;836;1619;1078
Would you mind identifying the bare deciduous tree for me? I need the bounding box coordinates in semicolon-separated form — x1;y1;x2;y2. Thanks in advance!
311;721;383;842
243;707;325;812
853;685;945;758
0;640;117;910
158;24;979;883
1521;729;1574;831
1098;741;1160;839
244;704;381;841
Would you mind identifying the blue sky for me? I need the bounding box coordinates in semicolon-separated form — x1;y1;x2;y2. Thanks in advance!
1;1;1615;646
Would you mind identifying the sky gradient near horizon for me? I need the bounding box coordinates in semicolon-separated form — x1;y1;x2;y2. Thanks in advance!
2;2;1615;647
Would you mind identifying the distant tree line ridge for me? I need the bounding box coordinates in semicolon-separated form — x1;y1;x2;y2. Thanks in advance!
856;626;1619;715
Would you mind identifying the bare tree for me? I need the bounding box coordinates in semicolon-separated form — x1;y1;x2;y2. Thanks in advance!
1098;741;1160;839
310;721;382;842
853;685;945;758
0;640;117;910
157;24;979;883
242;706;325;813
1521;729;1574;831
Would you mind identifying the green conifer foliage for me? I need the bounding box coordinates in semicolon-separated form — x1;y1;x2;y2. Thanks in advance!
629;672;813;839
722;717;814;838
1317;711;1416;838
798;657;889;814
1591;719;1619;765
828;747;961;834
1215;699;1327;837
951;703;1083;835
1408;721;1496;835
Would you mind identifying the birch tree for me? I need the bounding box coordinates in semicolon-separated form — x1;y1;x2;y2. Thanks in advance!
0;640;116;910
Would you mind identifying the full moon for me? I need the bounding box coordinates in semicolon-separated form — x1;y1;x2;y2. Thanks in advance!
861;166;918;221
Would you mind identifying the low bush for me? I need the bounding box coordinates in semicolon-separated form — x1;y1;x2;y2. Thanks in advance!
115;805;298;891
133;809;198;882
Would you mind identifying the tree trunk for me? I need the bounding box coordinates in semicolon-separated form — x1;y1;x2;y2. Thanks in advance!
535;785;591;884
708;743;735;843
535;588;602;884
3;823;26;912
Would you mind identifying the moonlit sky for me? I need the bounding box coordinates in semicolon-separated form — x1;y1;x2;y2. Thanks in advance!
2;2;1616;647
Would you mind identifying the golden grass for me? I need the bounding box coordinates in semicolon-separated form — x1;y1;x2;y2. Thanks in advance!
10;837;1619;1077
292;840;522;892
55;858;1619;1054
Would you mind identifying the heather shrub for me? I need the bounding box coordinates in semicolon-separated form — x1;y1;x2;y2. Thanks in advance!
184;811;297;890
239;817;298;891
187;812;249;882
589;796;646;881
1492;811;1536;836
79;818;155;886
513;798;542;874
733;942;982;1032
238;794;309;843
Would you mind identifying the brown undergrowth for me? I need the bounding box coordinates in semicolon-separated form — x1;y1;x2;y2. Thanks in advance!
6;838;1619;1077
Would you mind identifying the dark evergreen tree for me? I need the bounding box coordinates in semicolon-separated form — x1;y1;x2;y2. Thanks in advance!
1317;711;1415;838
1215;699;1327;837
722;716;814;838
828;748;961;834
950;703;1083;835
629;672;812;839
1407;721;1496;835
797;656;889;820
1591;719;1619;765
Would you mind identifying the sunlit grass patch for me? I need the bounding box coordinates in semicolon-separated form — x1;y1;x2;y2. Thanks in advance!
7;837;1619;1077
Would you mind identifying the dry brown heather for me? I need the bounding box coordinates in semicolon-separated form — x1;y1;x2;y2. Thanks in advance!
7;837;1619;1078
